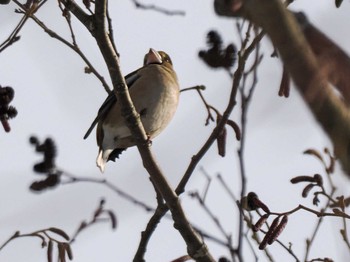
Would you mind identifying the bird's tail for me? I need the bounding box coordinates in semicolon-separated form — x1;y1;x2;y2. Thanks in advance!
96;148;112;173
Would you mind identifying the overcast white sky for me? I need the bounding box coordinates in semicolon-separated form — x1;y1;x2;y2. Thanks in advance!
1;0;350;261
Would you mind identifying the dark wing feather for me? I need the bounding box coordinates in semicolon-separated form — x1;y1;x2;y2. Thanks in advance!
83;69;142;139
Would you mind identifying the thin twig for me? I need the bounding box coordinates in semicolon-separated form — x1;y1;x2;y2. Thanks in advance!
133;203;168;262
237;27;262;260
0;15;28;53
61;171;155;212
12;1;112;94
131;0;185;16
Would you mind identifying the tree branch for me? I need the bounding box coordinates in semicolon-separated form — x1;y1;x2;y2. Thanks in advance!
214;0;350;176
60;0;215;260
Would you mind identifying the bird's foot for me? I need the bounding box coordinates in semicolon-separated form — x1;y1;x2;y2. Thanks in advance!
145;134;153;146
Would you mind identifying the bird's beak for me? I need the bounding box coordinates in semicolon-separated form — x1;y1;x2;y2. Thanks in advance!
145;48;162;65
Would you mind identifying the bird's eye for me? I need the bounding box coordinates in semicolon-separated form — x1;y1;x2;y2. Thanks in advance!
164;56;172;65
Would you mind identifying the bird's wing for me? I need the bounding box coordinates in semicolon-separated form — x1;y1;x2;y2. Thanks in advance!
83;69;142;139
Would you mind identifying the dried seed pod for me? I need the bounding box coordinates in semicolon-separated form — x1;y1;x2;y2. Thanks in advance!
218;257;230;262
43;138;57;163
57;243;66;262
45;175;60;187
226;119;241;140
259;216;280;249
302;184;315;198
278;66;290;97
63;243;73;260
48;227;70;241
335;0;343;8
253;214;269;232
313;174;323;187
290;176;316;184
327;157;335;174
313;195;320;206
332;208;348;217
217;126;227;157
1;118;10;132
247;192;270;213
303;149;324;163
171;255;192;262
7;106;17;118
0;0;11;5
47;240;53;262
259;235;269;250
0;86;14;103
199;30;237;69
267;215;288;245
29;136;39;145
344;197;350;207
83;0;91;9
108;210;117;229
30;180;46;191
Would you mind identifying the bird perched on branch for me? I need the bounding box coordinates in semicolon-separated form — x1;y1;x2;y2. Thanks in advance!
84;49;180;172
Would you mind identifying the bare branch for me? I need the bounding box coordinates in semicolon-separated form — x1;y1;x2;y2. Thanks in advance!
214;0;350;176
131;0;185;16
60;1;215;260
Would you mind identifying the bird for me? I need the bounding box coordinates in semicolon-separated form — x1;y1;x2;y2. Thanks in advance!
84;48;180;172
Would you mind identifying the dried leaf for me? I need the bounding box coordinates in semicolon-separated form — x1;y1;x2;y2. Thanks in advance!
48;227;70;241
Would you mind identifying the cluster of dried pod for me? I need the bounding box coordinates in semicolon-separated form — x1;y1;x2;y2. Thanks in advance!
290;173;324;205
241;192;289;250
29;136;61;191
198;30;237;70
0;86;17;132
10;228;73;262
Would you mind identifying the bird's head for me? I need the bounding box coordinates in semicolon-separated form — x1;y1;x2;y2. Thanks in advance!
144;48;173;66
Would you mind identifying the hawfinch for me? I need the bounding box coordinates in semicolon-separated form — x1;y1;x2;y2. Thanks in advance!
84;49;180;172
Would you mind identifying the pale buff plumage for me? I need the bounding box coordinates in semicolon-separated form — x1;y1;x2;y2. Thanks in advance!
84;49;180;172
